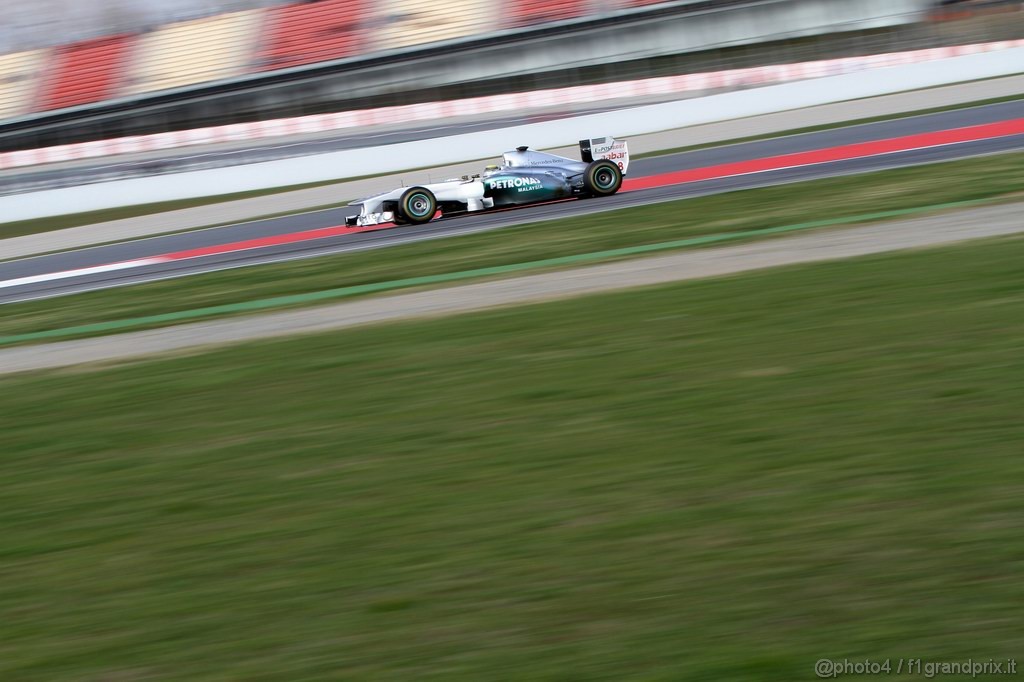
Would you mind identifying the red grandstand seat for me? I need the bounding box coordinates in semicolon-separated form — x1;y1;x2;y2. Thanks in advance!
507;0;591;28
38;35;134;111
256;0;367;71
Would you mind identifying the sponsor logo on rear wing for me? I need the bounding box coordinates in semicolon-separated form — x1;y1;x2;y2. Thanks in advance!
579;136;630;175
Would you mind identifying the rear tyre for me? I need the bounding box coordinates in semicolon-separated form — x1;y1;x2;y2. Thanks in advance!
396;187;437;225
583;159;623;197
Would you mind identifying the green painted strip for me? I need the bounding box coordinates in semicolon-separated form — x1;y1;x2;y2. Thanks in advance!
0;197;997;347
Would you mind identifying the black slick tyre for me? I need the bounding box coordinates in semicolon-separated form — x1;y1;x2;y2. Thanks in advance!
396;187;437;224
583;159;623;196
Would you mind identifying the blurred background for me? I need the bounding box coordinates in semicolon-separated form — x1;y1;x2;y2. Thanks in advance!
0;0;1021;152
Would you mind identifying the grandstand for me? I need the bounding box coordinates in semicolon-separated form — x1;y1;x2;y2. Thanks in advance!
0;0;655;121
2;0;1016;125
123;10;263;96
379;0;497;49
0;49;46;119
380;0;499;49
36;36;134;112
508;0;591;28
255;0;366;71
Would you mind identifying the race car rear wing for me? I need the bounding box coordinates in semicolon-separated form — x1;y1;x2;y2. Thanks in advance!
579;136;629;175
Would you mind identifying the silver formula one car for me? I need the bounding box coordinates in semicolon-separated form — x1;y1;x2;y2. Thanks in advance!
346;136;629;227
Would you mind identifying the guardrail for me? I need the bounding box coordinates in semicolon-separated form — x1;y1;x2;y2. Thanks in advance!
1;46;1021;225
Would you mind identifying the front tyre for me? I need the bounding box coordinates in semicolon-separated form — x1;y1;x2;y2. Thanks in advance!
396;187;437;225
583;159;623;197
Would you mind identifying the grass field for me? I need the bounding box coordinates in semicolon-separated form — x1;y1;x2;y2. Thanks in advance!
2;235;1022;680
3;152;1023;346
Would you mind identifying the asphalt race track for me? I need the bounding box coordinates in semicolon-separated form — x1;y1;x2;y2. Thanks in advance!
1;100;1022;305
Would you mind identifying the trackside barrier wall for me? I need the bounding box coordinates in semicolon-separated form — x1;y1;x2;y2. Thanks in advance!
1;47;1021;224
